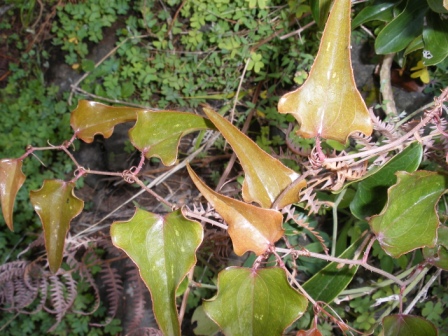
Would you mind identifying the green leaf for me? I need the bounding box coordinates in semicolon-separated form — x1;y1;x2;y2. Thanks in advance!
110;208;203;336
129;110;215;166
204;267;307;336
350;142;423;220
192;305;220;336
29;180;84;273
203;108;305;209
382;315;438;336
427;0;448;13
422;10;448;66
422;226;448;270
404;35;424;56
302;235;364;303
187;165;284;256
70;100;138;143
278;0;373;144
351;2;395;29
0;159;26;231
81;59;95;72
375;0;428;54
310;0;332;28
370;171;448;258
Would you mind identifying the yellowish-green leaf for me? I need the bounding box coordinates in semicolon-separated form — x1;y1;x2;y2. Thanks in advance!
110;208;203;336
187;165;283;256
204;267;307;336
29;180;84;273
203;107;305;209
129;110;215;166
0;159;26;231
70;100;139;143
410;61;430;84
278;0;373;144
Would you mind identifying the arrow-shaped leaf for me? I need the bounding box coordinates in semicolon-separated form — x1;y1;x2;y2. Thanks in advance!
187;165;283;256
0;159;26;231
203;107;305;209
129;110;216;166
110;208;203;336
29;180;84;273
70;100;139;143
370;171;448;258
204;267;307;336
278;0;372;144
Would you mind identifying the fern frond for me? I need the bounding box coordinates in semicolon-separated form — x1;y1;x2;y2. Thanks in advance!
92;263;123;326
47;274;69;332
283;206;328;255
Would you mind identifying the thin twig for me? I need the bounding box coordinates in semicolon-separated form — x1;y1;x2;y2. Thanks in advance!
379;53;397;117
275;247;406;287
279;21;315;40
179;267;195;325
404;268;441;314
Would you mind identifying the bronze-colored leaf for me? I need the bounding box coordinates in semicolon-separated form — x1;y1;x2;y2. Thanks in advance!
187;165;283;256
70;100;139;143
0;159;26;231
203;107;306;209
278;0;373;144
30;180;84;273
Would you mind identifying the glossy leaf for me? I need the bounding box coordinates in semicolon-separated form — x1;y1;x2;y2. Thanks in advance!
0;159;26;231
352;2;395;29
302;236;364;303
375;0;428;54
310;0;332;28
110;208;203;336
422;11;448;66
370;171;448;258
203;107;305;209
423;226;448;270
427;0;448;13
70;100;139;143
350;142;422;220
187;165;283;256
382;315;438;336
203;267;307;336
29;180;84;273
129;110;215;166
278;0;373;144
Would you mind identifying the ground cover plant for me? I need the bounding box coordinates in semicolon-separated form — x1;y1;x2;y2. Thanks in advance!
1;0;448;335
